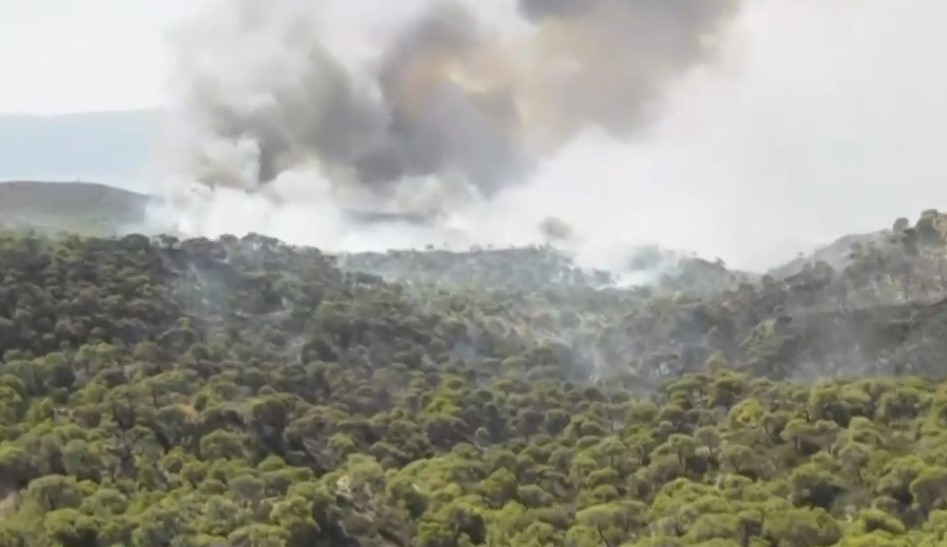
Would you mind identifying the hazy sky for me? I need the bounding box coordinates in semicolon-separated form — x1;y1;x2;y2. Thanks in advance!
0;0;201;115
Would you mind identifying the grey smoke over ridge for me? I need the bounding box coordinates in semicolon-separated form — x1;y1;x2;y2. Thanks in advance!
162;0;740;211
153;0;947;273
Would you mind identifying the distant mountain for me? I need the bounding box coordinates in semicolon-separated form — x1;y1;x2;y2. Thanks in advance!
0;180;448;238
0;109;162;191
0;180;154;235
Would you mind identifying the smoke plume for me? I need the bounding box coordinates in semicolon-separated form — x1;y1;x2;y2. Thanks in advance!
153;0;947;272
160;0;738;214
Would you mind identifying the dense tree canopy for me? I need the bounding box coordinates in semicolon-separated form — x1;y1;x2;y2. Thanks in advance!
0;209;947;545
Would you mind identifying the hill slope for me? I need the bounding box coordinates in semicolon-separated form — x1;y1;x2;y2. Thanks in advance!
0;180;153;235
0;220;945;544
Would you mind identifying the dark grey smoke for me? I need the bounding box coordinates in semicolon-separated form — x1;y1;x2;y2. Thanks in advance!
165;0;742;213
359;2;529;198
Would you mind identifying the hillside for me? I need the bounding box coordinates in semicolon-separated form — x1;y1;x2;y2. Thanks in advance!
0;208;947;545
0;180;154;235
769;231;888;279
0;179;894;279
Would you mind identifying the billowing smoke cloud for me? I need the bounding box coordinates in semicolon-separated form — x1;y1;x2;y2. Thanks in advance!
152;0;947;273
159;0;739;214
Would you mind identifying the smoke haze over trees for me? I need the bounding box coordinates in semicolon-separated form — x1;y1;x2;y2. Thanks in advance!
3;1;946;273
143;0;947;273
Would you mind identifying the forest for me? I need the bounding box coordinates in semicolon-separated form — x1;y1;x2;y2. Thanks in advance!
1;210;947;546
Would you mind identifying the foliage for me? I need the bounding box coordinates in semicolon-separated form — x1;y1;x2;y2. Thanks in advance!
0;209;946;545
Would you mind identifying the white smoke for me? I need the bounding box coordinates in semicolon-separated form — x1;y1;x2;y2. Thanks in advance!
150;0;947;272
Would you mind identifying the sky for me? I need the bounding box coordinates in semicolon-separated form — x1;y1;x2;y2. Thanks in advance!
0;0;201;115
